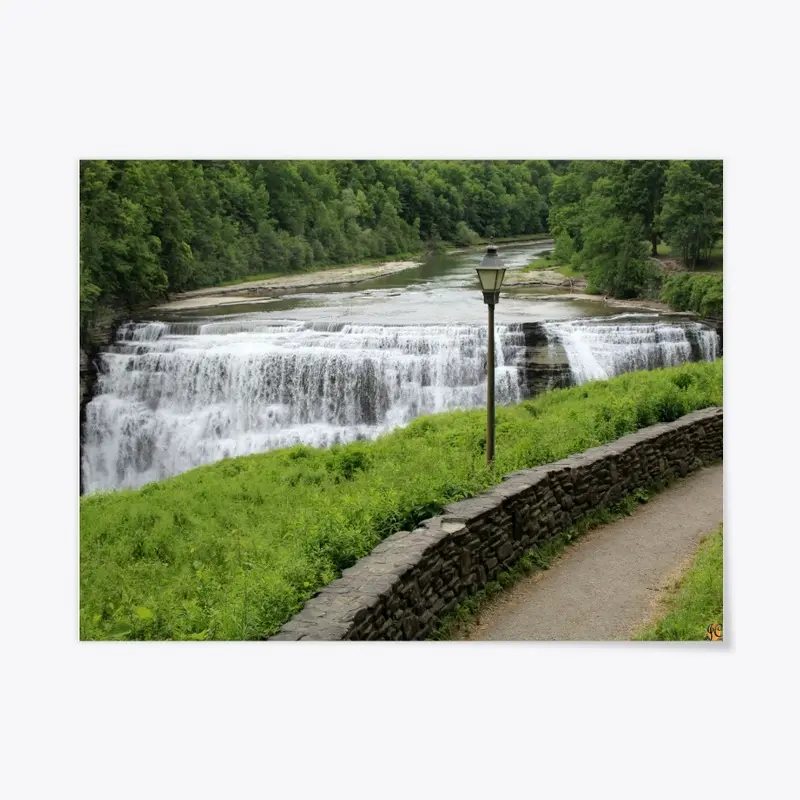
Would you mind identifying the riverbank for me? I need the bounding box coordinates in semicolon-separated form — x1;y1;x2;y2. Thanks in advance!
512;290;680;315
513;250;722;318
504;267;584;289
447;236;554;255
154;259;423;312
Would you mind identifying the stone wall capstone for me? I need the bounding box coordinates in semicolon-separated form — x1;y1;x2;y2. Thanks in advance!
271;406;723;641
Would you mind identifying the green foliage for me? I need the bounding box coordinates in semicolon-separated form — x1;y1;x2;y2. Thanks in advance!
80;361;722;641
451;221;481;247
661;273;723;317
634;526;723;640
657;161;723;268
80;160;557;348
611;160;669;256
547;160;722;301
552;232;574;263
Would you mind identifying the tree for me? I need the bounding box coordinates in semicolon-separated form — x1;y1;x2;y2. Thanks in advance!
578;178;652;298
612;160;668;256
77;159;569;342
658;161;722;268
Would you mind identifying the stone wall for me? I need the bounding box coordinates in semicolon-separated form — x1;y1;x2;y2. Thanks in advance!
271;407;723;641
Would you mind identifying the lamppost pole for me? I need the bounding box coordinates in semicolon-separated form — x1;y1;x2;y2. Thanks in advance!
476;243;506;467
486;299;496;464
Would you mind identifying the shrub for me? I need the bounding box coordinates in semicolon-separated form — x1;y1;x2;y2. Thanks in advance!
661;273;723;317
552;232;574;263
451;221;481;247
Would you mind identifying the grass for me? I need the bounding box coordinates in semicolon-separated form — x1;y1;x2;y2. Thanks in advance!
522;254;586;279
80;360;722;641
634;526;723;641
522;254;560;272
431;487;656;640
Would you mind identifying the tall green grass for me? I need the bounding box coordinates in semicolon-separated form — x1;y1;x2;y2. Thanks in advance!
80;360;722;641
634;525;723;641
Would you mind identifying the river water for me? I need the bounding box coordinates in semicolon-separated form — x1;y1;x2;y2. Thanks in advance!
82;241;720;493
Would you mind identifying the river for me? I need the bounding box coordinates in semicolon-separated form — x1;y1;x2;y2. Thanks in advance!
81;241;720;493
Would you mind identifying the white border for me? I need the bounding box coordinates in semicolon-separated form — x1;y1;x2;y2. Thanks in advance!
3;1;799;797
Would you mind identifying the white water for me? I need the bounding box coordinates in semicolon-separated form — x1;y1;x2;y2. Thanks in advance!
82;319;526;493
542;316;719;384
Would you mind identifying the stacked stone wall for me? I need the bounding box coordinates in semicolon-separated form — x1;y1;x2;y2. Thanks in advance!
272;407;723;641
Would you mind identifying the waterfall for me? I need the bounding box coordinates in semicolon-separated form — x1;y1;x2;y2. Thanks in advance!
541;315;719;384
82;318;526;493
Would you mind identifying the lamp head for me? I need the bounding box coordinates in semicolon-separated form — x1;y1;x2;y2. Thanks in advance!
476;245;506;304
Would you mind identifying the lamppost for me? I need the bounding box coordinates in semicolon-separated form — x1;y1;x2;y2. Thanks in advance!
476;243;506;465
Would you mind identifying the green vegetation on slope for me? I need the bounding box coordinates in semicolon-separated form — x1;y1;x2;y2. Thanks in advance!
522;253;586;280
634;526;723;641
661;273;723;318
80;361;723;641
657;241;723;271
548;160;722;299
522;253;559;271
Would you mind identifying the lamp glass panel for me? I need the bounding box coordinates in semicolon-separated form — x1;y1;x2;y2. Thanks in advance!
476;267;505;291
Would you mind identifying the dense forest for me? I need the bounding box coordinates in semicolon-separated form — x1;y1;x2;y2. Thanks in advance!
79;159;723;348
549;160;723;299
80;160;555;347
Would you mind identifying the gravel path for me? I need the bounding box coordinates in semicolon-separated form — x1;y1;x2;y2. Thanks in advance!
465;465;723;641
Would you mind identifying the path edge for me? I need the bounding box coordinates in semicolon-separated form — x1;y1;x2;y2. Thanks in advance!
271;407;723;641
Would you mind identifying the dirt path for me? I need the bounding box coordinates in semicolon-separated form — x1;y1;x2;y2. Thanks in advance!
154;259;422;311
464;465;723;641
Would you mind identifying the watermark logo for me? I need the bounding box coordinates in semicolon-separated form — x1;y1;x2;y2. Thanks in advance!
704;623;722;641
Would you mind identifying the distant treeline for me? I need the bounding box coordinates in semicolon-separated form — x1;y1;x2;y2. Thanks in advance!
548;160;723;298
80;160;556;347
79;159;723;348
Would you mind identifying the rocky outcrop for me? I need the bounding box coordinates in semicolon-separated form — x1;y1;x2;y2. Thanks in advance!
698;317;723;355
519;322;572;396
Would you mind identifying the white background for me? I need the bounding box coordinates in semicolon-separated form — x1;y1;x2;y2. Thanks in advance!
1;1;799;797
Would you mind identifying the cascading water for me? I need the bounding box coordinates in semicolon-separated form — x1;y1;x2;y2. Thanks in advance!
541;315;719;384
82;318;526;493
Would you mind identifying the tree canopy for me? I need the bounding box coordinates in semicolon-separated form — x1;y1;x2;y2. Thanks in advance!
79;159;557;347
80;159;722;347
548;160;722;297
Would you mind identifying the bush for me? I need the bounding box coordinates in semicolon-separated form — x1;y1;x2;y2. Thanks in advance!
451;221;481;247
552;232;574;263
661;273;723;317
80;360;723;641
